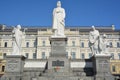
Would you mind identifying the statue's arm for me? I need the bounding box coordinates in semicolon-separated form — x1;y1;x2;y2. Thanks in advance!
89;32;94;43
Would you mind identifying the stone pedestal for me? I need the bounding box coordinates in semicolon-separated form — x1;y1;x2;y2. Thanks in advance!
48;37;69;72
4;55;25;80
92;54;114;80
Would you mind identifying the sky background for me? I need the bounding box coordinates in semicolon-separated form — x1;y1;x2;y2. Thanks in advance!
0;0;120;29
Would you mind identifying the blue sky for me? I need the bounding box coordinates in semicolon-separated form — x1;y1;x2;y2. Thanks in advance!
0;0;120;29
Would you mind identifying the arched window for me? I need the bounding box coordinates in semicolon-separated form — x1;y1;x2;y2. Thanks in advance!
72;41;75;46
42;52;45;59
26;42;29;47
71;52;76;59
42;41;45;46
33;53;37;59
2;66;5;72
112;65;116;72
81;53;85;59
89;53;92;58
25;53;29;59
4;42;7;47
81;42;84;48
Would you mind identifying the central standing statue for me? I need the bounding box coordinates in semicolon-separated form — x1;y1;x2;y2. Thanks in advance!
52;1;66;37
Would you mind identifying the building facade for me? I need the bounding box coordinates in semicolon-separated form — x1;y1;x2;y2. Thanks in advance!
0;25;120;60
0;25;120;79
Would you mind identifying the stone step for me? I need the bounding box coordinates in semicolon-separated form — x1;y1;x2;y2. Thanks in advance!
42;72;75;77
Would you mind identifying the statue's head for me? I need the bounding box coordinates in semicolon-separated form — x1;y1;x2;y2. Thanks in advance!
91;25;95;31
17;25;21;29
103;34;107;38
57;1;61;7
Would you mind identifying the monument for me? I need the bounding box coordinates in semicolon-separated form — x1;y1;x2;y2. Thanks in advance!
3;25;26;80
89;26;114;80
49;0;69;74
1;1;115;80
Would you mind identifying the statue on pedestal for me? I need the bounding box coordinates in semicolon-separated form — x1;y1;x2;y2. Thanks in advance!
89;26;109;55
12;25;26;55
52;1;66;37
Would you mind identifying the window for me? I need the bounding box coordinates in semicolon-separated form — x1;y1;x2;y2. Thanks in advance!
89;53;92;58
66;52;68;58
109;42;113;48
71;52;76;59
70;29;76;31
81;42;84;48
72;41;75;46
118;53;120;60
111;53;114;59
117;42;120;48
41;29;47;31
26;42;29;47
112;65;116;72
2;66;5;72
42;52;45;59
4;42;7;47
3;53;6;59
33;53;37;59
25;53;29;59
81;53;85;59
34;41;37;47
42;41;45;46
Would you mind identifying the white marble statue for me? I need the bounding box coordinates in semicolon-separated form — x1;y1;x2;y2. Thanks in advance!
52;1;66;37
89;26;109;55
99;34;109;54
12;25;25;55
89;26;100;55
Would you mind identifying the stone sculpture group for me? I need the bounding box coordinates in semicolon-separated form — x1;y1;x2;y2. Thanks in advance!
12;1;108;56
89;26;108;55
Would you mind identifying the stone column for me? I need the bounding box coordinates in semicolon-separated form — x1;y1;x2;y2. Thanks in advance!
4;55;25;80
92;54;114;80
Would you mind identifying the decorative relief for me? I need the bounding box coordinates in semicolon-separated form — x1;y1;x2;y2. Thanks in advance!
98;60;109;71
7;60;19;71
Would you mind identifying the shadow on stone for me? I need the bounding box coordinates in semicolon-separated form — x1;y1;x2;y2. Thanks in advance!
83;58;94;76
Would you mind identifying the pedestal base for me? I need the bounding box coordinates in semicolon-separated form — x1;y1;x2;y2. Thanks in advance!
3;55;25;80
48;37;69;72
92;54;114;80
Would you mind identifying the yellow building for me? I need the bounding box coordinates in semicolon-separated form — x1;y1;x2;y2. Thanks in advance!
110;60;120;75
0;59;6;76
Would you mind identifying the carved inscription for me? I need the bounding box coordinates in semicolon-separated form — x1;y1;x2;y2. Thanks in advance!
52;41;65;53
52;60;64;66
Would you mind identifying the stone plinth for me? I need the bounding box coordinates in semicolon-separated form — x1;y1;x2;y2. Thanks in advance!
4;55;25;80
92;54;114;80
48;37;69;72
49;37;67;57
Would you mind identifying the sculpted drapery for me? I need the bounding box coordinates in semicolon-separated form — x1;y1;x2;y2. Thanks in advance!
52;1;66;36
12;25;25;55
89;26;108;55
